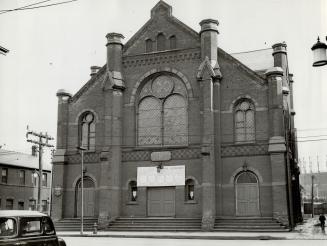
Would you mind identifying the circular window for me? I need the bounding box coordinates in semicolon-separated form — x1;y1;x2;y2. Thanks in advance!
84;113;94;123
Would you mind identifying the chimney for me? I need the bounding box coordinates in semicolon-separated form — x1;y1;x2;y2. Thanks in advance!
106;32;125;89
32;145;38;156
90;66;101;77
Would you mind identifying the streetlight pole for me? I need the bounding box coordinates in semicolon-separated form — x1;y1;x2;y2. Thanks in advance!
77;146;86;235
311;175;315;218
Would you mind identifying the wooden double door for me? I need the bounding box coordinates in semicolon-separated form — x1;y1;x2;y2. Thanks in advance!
147;187;175;217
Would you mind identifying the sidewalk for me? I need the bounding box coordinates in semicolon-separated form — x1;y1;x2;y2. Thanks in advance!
57;218;327;240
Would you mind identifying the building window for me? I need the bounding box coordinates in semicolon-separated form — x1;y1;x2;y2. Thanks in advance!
42;173;47;187
129;181;137;202
18;201;24;210
234;100;255;143
6;199;13;210
1;168;8;183
185;179;195;201
169;35;176;49
236;171;258;184
157;33;166;51
138;75;188;146
41;200;47;212
145;38;153;53
19;170;25;185
32;173;37;186
29;199;36;211
79;112;96;151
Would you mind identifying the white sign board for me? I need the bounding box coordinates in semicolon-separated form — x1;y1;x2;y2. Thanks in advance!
137;165;185;187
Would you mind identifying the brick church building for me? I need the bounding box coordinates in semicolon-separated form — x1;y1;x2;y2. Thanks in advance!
52;1;302;230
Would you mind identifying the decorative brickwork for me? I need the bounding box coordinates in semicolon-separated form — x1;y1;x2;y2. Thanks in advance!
122;150;150;161
67;152;100;163
123;50;200;68
221;144;268;157
171;148;201;159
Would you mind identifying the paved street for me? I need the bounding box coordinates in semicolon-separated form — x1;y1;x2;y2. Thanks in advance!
62;237;327;246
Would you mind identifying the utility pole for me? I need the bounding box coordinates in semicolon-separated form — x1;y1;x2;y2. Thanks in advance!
26;126;54;212
311;175;315;218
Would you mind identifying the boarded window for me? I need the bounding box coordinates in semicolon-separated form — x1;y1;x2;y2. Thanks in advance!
157;33;166;51
163;95;187;145
234;100;255;142
138;97;161;145
169;35;176;49
145;39;153;52
137;75;188;146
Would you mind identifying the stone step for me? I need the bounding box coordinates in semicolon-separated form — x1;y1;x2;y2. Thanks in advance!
212;228;290;232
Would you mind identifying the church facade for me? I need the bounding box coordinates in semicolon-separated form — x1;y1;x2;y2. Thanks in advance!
52;1;302;230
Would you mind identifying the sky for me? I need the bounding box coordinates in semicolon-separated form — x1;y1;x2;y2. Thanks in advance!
0;0;326;172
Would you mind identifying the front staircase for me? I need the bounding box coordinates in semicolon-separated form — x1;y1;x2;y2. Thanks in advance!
213;217;290;232
107;217;202;231
54;218;98;231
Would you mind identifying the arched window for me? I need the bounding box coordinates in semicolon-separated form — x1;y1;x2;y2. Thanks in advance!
145;39;153;53
169;35;176;49
129;181;137;202
185;179;195;201
157;33;166;51
236;172;258;184
79;112;95;150
137;75;188;146
234;100;255;143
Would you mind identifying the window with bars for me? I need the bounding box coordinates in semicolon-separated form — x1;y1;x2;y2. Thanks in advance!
79;112;96;150
234;100;255;143
138;75;188;146
236;171;258;183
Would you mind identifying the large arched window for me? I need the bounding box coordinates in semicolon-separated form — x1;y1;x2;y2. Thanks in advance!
234;100;255;143
137;75;188;146
79;112;95;150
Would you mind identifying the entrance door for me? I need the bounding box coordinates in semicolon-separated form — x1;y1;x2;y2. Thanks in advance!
76;177;95;217
147;187;175;217
235;172;260;216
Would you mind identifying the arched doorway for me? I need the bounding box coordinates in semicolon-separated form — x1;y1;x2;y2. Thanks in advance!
75;176;95;217
235;171;260;216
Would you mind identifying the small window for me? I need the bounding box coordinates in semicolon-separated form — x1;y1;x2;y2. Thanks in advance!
41;200;47;213
5;199;13;210
32;173;37;187
169;35;176;49
42;173;47;187
19;170;25;185
18;201;24;210
145;39;153;53
129;181;137;202
185;179;195;201
21;218;41;236
0;218;17;237
157;33;166;51
1;168;8;183
29;200;36;211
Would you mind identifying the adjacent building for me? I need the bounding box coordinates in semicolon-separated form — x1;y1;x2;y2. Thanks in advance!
0;148;51;213
52;1;302;229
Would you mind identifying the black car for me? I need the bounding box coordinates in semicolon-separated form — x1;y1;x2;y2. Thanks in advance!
0;210;66;246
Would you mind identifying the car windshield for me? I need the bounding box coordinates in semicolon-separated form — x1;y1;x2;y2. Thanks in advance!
0;218;17;238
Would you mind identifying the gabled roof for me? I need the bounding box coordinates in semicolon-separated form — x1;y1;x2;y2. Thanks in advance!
123;1;199;53
0;149;51;171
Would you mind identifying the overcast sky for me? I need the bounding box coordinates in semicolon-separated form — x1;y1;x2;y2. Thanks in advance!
0;0;326;172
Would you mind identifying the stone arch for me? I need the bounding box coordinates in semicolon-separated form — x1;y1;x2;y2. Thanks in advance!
129;67;194;106
229;166;263;184
228;94;259;112
124;178;137;190
72;174;98;188
185;175;199;185
74;108;99;124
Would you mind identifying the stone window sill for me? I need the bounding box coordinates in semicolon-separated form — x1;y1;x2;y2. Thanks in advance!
126;201;138;205
184;200;197;204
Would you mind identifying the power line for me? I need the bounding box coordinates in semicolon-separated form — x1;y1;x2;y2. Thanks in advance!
0;0;78;15
0;0;52;13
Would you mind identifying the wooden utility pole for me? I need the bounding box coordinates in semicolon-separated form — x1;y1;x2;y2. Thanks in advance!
26;126;54;212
